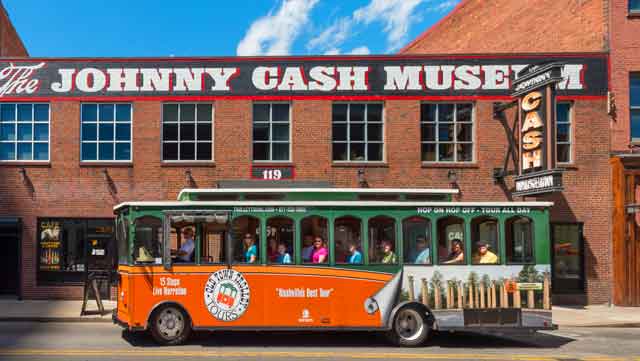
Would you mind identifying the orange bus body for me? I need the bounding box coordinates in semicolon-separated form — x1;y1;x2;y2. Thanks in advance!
116;265;393;330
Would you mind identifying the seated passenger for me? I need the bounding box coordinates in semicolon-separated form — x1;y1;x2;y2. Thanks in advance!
473;241;498;264
443;239;464;264
276;243;292;264
413;237;431;264
301;235;314;262
176;228;195;262
311;236;328;263
381;241;397;264
243;233;257;263
267;237;278;263
347;242;363;264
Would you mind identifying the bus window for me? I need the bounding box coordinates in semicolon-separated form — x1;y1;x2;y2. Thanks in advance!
335;216;362;264
403;216;431;265
232;216;260;264
368;216;397;264
168;216;197;264
301;216;328;263
437;216;465;264
116;214;129;265
133;216;162;265
267;217;294;264
471;216;499;265
201;217;228;264
506;216;534;264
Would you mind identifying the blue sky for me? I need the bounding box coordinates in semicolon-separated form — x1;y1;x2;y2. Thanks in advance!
3;0;458;57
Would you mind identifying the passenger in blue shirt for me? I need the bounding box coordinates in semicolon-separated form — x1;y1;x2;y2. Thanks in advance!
243;233;257;263
348;242;363;264
276;243;292;264
412;236;431;264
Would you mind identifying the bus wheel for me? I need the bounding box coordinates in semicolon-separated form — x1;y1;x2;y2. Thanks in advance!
387;305;430;347
150;305;191;346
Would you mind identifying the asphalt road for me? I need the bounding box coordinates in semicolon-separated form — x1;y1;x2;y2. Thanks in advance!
0;323;638;361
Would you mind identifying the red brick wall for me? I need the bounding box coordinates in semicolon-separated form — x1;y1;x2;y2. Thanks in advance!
610;0;640;151
0;98;611;303
0;4;27;57
401;0;607;55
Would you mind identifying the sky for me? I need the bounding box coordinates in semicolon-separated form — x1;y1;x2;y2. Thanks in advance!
3;0;459;58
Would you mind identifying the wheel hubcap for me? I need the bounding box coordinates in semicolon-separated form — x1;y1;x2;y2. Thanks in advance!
395;308;424;341
157;307;184;340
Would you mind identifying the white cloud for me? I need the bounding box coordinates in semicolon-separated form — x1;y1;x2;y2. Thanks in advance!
348;46;370;55
237;0;319;56
428;0;458;12
307;17;352;53
353;0;427;53
324;48;341;55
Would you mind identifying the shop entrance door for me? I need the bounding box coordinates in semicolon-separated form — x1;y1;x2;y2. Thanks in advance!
0;218;21;296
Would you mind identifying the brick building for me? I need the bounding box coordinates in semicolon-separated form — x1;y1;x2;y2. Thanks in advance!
0;0;631;306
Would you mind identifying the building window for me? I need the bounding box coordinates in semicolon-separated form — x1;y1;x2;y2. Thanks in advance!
162;103;213;161
552;223;584;293
421;103;473;162
81;103;132;161
253;103;290;161
0;103;49;161
38;218;115;284
631;0;640;13
557;102;572;163
631;74;640;142
332;103;384;162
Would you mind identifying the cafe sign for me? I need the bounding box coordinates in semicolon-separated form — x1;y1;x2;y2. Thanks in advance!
512;62;565;197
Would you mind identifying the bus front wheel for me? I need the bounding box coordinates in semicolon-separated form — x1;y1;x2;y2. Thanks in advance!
150;304;191;346
387;305;430;347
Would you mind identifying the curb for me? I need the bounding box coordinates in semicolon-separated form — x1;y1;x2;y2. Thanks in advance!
559;323;640;328
0;317;112;323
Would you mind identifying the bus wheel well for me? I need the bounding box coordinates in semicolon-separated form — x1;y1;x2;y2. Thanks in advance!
147;302;192;330
388;301;435;330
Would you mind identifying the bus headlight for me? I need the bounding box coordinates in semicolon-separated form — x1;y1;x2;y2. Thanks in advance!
364;297;379;314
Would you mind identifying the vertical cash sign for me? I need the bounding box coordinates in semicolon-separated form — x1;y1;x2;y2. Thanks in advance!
512;63;564;196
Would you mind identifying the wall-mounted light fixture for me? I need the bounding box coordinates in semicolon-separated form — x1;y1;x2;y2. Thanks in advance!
185;170;197;188
447;169;461;200
357;168;368;188
102;169;118;197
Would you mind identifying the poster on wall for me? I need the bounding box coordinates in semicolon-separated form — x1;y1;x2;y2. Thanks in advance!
39;221;61;271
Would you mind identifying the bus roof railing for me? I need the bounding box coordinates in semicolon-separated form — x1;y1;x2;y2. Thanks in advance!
177;187;460;200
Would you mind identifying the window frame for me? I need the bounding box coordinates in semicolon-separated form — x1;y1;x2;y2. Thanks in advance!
266;216;295;265
436;216;466;265
331;102;385;163
631;74;640;143
252;102;292;163
367;215;398;265
420;102;475;164
0;103;51;162
551;222;585;294
470;216;500;266
630;0;640;15
161;102;215;163
556;101;573;164
505;216;536;265
80;103;133;163
401;216;432;266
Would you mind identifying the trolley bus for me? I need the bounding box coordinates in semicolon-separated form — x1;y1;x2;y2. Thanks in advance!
113;188;553;346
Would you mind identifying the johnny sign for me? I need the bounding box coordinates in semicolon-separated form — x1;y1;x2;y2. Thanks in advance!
0;55;606;99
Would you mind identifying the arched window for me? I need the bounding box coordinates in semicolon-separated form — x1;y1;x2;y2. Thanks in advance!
368;216;397;264
300;216;328;263
266;217;294;264
437;216;465;264
232;216;260;264
335;216;362;264
506;216;534;264
471;216;499;264
402;216;431;264
133;216;163;264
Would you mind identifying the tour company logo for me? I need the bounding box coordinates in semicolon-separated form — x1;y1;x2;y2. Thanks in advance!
298;308;313;323
0;62;44;97
204;269;250;322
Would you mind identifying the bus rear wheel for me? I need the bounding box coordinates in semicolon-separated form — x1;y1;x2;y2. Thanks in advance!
387;305;430;347
150;305;191;346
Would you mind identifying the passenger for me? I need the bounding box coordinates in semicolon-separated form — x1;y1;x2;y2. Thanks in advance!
243;233;257;263
176;227;196;262
381;241;397;264
443;239;464;264
302;235;315;262
311;236;328;263
413;237;431;264
473;241;498;264
347;242;363;264
267;237;278;262
276;243;292;264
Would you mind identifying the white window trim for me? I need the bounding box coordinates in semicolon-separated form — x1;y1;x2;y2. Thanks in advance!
161;102;215;163
631;74;640;142
331;102;386;163
80;103;133;163
421;102;475;164
0;103;51;163
252;101;292;163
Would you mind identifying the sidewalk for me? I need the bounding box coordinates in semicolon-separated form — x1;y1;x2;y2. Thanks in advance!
0;300;638;327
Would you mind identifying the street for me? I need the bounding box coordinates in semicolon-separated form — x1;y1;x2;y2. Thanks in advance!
0;323;638;361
